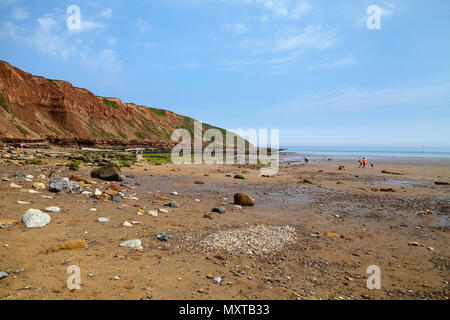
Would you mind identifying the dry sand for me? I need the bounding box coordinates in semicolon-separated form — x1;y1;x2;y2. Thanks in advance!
0;153;449;300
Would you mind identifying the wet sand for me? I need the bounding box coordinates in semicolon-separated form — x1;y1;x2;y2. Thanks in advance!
0;153;449;300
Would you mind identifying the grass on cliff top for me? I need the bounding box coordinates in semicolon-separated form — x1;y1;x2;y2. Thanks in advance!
149;107;167;117
47;79;60;89
102;98;119;109
0;92;8;113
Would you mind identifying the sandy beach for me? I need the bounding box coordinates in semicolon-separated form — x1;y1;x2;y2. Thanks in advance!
0;150;449;300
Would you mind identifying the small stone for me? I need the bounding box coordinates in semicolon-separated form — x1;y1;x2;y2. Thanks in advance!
212;277;222;284
0;272;8;280
203;212;213;220
10;183;21;189
409;242;420;246
113;276;120;280
325;232;339;238
212;207;226;214
17;201;31;205
158;209;169;213
32;182;46;190
45;207;61;213
148;210;158;217
94;189;102;196
126;174;136;179
427;247;435;251
62;259;72;265
22;209;51;228
110;195;121;203
89;208;97;212
170;191;178;195
98;218;110;223
234;193;255;206
120;239;143;250
123;221;133;227
49;178;81;194
88;273;94;277
157;233;169;242
165;201;179;208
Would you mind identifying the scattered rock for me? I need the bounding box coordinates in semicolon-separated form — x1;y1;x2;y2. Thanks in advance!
98;218;110;223
0;272;8;280
17;201;31;205
380;188;396;192
234;193;255;206
14;172;25;178
123;221;132;227
22;209;51;228
434;181;449;186
45;207;61;213
409;242;420;247
170;191;178;195
165;201;179;208
157;233;169;242
113;276;120;280
303;179;314;184
91;163;123;182
212;277;222;284
126;174;136;179
148;210;158;217
49;178;81;193
418;209;432;216
158;209;169;213
234;174;245;180
325;232;339;238
32;182;46;190
9;183;21;189
212;207;226;215
338;166;347;171
120;239;143;250
109;195;121;203
203;212;213;220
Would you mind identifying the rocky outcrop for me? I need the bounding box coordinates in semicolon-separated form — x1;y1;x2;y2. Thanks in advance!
0;61;238;148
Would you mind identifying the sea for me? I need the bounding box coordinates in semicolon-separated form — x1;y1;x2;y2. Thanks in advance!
280;146;450;159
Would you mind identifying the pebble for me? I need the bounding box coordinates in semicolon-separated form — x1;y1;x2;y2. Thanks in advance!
45;207;61;212
157;233;170;242
98;218;110;223
165;201;179;208
28;190;40;194
148;210;158;217
195;199;201;202
88;273;94;277
123;221;133;227
0;272;8;280
90;208;97;212
94;189;102;196
171;191;178;195
22;209;51;228
62;259;72;265
409;242;420;247
113;276;120;280
158;209;169;213
10;183;21;189
212;207;226;215
212;277;222;284
17;201;31;205
126;174;136;179
120;239;143;250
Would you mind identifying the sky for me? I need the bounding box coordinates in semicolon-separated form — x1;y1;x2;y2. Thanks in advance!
0;0;449;148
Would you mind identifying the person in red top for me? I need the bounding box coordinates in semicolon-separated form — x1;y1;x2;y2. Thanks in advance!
362;157;367;168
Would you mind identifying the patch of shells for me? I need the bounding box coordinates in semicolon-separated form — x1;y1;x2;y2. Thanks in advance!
198;225;298;256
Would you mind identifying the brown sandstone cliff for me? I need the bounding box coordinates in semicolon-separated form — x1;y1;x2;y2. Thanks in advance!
0;61;232;149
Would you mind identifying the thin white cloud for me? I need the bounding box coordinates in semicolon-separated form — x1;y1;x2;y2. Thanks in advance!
99;8;112;19
13;6;28;20
243;0;311;20
233;22;248;34
135;18;151;32
275;83;450;113
306;56;357;70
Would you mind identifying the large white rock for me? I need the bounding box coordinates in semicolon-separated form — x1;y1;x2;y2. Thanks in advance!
22;209;51;228
120;239;143;250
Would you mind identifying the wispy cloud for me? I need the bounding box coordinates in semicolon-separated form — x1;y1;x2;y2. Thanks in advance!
275;83;450;113
243;0;311;20
13;6;28;20
135;18;151;32
99;8;112;19
306;56;357;70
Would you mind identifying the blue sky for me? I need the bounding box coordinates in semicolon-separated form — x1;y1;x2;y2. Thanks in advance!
0;0;449;147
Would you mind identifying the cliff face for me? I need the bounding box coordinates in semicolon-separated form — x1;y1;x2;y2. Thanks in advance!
0;61;230;148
